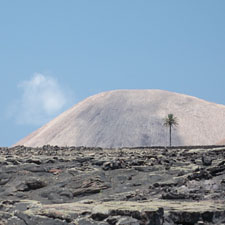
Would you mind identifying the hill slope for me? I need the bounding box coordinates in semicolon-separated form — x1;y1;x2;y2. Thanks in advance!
217;138;225;145
15;89;225;147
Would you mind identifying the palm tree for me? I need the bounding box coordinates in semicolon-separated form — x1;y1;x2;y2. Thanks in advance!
163;114;178;147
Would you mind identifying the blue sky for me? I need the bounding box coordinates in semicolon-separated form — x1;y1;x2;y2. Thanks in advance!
1;1;225;146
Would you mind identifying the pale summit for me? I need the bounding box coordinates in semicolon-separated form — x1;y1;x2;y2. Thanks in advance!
16;89;225;147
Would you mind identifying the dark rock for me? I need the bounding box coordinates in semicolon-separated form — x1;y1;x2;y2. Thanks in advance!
25;159;42;165
218;160;225;166
202;154;213;166
208;164;225;176
102;160;125;170
43;145;51;151
73;187;102;197
109;209;142;221
153;183;160;188
76;218;108;225
2;165;18;173
15;212;69;225
129;160;145;166
7;158;20;165
0;146;224;224
134;166;150;172
24;165;48;173
7;216;27;225
107;216;119;225
188;169;212;180
71;177;110;197
17;178;46;191
92;160;106;166
202;211;214;222
169;211;201;225
162;190;199;200
91;212;108;221
44;159;56;164
177;170;185;176
144;208;164;225
59;190;73;199
0;173;10;185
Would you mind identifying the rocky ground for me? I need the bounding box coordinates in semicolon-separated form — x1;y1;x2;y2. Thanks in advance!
0;145;225;225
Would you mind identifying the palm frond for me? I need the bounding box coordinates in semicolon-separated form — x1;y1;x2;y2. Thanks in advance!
163;114;178;127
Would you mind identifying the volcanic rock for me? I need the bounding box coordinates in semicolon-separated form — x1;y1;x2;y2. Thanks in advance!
0;146;225;224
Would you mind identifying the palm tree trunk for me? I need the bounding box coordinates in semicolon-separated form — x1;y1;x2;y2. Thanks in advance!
169;125;171;147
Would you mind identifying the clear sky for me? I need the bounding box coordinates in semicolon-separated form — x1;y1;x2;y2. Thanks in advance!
1;1;225;146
